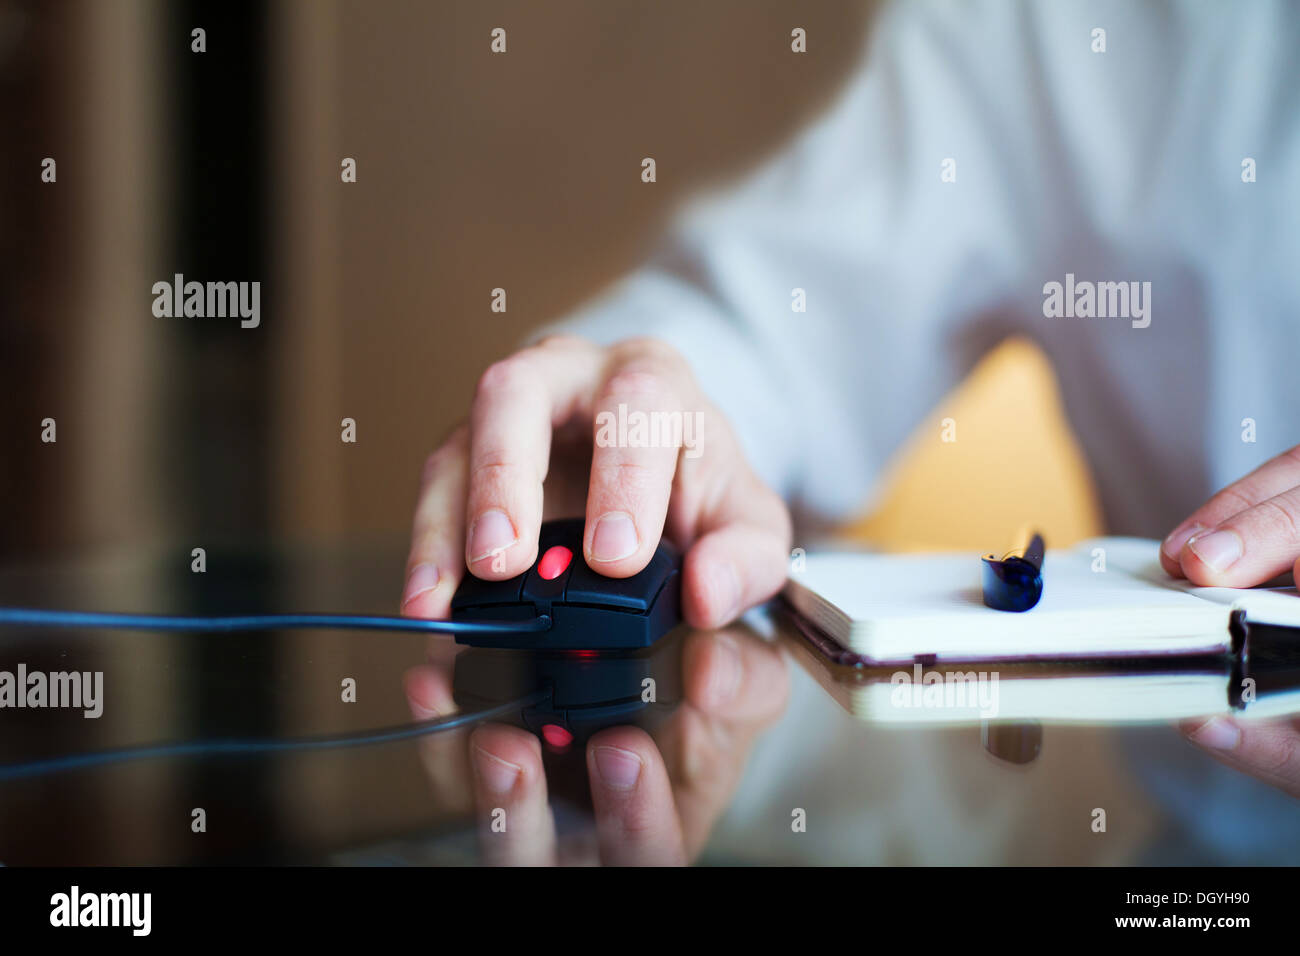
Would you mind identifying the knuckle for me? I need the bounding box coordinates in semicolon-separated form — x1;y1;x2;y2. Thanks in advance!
1211;484;1258;519
613;799;660;838
532;332;587;354
594;458;660;498
1256;732;1300;777
470;458;529;491
409;524;445;560
625;336;685;367
474;354;536;400
1254;498;1300;543
597;369;675;408
611;337;690;382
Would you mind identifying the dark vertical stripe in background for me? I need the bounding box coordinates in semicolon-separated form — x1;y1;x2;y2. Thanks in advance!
166;0;278;860
0;1;75;561
165;0;270;541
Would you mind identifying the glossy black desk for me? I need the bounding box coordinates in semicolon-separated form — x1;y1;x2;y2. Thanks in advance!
1;540;1297;865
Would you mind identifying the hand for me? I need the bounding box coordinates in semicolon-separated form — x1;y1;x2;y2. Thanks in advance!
399;334;792;627
1181;715;1300;800
404;625;790;865
1166;445;1300;798
1161;445;1300;587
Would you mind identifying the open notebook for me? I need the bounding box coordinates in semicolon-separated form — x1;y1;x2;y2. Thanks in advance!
782;537;1300;664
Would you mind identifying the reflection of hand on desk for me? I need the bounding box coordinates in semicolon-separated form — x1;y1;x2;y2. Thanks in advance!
403;622;789;865
1158;442;1300;799
1183;714;1300;799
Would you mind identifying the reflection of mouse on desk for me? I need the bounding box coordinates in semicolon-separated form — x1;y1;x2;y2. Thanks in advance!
451;518;682;651
453;629;686;751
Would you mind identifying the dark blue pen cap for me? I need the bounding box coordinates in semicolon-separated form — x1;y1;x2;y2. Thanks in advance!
982;532;1045;612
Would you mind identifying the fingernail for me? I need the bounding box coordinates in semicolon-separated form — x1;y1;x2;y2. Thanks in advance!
593;745;642;790
469;509;517;562
589;511;639;563
1162;523;1204;561
401;563;439;607
1188;716;1241;751
1188;529;1244;572
473;747;523;794
706;634;742;707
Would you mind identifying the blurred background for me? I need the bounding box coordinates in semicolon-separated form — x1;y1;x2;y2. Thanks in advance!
1;0;876;563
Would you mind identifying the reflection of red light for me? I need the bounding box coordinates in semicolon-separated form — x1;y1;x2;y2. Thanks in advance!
541;724;573;749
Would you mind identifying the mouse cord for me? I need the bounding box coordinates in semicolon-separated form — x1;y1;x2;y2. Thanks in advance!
0;688;553;781
0;607;551;635
0;607;553;779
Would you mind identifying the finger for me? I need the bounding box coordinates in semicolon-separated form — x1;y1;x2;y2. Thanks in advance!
658;630;791;856
465;337;602;579
586;726;687;866
1177;485;1300;586
1181;715;1300;800
1161;447;1300;577
401;425;469;617
681;628;790;723
582;341;695;577
656;704;762;858
468;724;557;866
403;664;474;815
678;474;792;628
403;662;458;719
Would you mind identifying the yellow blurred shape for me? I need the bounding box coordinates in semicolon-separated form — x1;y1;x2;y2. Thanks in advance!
839;337;1102;551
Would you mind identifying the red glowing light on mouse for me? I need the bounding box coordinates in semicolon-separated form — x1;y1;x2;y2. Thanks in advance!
538;545;572;580
541;724;573;749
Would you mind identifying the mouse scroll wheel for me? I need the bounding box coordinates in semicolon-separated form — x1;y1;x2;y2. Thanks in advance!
537;545;573;581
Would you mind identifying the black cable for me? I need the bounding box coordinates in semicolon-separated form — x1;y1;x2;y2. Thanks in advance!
0;606;550;635
0;605;555;780
0;689;552;781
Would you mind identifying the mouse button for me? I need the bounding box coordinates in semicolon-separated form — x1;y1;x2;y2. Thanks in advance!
563;548;676;612
570;698;648;719
450;570;527;610
562;557;650;611
564;699;651;736
521;562;568;611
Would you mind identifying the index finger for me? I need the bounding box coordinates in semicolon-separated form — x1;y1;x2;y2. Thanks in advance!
1161;447;1300;577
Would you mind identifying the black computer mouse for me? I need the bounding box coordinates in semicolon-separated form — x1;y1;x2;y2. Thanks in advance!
452;629;685;749
450;517;682;650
